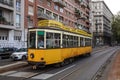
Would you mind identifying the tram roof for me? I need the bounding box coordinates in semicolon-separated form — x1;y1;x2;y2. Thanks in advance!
32;20;92;37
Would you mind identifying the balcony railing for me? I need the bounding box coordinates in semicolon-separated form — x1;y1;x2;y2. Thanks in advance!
53;0;66;7
0;16;13;26
103;32;112;37
93;32;103;36
81;2;87;8
75;8;81;17
37;12;53;20
75;0;81;3
0;0;13;7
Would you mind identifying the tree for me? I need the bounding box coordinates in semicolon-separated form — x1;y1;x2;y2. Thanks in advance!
112;12;120;43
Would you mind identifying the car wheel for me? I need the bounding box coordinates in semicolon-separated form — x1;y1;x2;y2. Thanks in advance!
22;56;26;60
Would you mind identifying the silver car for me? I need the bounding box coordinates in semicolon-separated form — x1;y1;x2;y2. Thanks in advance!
11;48;27;60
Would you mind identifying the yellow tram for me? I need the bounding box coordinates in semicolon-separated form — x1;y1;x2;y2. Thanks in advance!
27;20;92;68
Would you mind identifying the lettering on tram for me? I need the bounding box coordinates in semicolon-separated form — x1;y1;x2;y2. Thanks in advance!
27;20;92;69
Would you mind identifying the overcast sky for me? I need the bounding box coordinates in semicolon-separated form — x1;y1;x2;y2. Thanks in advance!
103;0;120;14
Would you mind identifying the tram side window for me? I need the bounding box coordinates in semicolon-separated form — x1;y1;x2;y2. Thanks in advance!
54;33;61;48
62;34;78;48
85;38;91;46
46;32;60;48
69;35;73;47
73;36;78;47
63;34;68;48
80;37;84;47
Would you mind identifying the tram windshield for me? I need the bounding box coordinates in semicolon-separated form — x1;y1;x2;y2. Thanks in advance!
28;31;36;48
37;31;44;48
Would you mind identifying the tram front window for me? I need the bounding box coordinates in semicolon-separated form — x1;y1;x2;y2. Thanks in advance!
28;31;36;48
37;31;44;48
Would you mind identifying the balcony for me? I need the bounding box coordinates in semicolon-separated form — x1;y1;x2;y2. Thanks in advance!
0;0;13;7
93;32;103;36
53;0;66;7
103;31;112;37
75;8;81;17
86;20;89;24
0;16;13;25
0;16;14;29
81;2;87;8
37;12;53;20
79;15;87;21
75;0;81;3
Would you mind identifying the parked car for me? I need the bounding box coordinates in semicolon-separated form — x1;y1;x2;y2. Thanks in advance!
10;48;27;60
0;47;18;59
0;48;8;59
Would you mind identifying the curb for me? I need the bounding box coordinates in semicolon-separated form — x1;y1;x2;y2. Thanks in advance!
0;61;28;73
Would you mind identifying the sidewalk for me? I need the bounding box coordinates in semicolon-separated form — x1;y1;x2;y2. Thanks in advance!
107;49;120;80
93;46;109;51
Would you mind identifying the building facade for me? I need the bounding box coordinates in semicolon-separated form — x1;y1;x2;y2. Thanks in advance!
0;0;25;48
91;0;113;46
24;0;91;38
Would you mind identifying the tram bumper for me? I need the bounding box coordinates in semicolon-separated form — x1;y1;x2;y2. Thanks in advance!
28;61;46;68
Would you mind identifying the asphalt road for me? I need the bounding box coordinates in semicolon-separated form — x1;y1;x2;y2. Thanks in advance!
0;58;18;66
0;46;119;80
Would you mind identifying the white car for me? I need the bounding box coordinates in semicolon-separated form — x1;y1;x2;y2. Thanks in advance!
11;48;27;60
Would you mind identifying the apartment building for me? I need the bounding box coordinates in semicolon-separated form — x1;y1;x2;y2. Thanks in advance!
0;0;25;48
91;0;113;46
24;0;91;37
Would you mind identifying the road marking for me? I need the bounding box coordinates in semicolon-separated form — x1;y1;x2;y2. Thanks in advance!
0;71;17;76
8;72;38;78
32;65;75;80
53;65;75;75
0;65;75;80
32;74;54;79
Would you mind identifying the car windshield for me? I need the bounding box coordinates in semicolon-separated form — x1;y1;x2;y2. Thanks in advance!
16;48;27;52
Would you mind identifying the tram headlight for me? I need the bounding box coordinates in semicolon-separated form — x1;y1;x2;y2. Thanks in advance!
30;53;34;59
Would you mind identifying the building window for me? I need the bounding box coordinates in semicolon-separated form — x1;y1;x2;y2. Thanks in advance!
5;36;8;40
14;36;21;41
0;10;2;17
16;14;21;27
47;0;51;7
38;7;44;14
53;13;58;20
59;16;63;22
60;7;63;13
28;6;34;15
54;5;58;11
46;10;51;16
16;0;21;12
28;20;33;28
29;0;34;2
39;0;43;3
2;36;4;40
